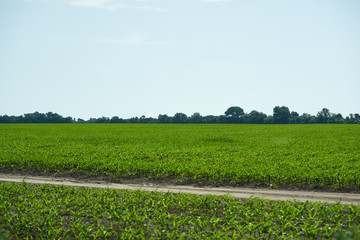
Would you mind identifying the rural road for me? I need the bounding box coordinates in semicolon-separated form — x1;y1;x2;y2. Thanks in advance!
1;174;359;205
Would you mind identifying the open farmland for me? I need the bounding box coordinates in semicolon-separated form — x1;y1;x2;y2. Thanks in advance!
0;124;359;191
1;124;360;239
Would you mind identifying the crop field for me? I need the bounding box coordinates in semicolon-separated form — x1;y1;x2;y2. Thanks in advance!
0;182;359;239
1;124;360;239
0;124;359;191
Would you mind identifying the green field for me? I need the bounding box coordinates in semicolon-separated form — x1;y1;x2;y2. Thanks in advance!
1;124;360;239
1;124;359;190
0;182;359;239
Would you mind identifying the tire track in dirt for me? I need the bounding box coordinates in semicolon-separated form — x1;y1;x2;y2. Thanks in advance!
1;174;359;205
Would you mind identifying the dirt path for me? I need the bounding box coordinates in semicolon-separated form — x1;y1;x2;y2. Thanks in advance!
1;174;359;205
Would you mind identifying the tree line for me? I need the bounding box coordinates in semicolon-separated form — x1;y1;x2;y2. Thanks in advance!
0;112;73;123
0;106;359;124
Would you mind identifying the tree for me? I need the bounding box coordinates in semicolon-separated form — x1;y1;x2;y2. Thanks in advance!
225;106;244;123
289;111;300;124
189;112;202;123
317;108;331;123
77;118;86;123
139;115;146;123
158;114;170;123
15;115;24;123
355;114;360;124
110;116;125;123
273;106;291;124
326;113;344;124
63;117;73;123
346;113;360;124
265;115;274;124
0;115;11;123
128;117;139;123
299;113;312;124
173;113;188;123
95;117;110;123
203;115;219;123
46;112;61;123
247;110;267;124
22;112;47;123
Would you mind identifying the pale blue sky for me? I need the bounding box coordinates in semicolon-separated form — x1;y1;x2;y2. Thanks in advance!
1;0;359;119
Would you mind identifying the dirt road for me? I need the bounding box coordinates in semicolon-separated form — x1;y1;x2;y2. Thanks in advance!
1;174;359;205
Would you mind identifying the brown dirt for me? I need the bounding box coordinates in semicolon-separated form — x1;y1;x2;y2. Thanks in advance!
0;174;359;205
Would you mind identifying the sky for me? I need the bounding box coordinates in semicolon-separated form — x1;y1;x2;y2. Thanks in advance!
0;0;359;119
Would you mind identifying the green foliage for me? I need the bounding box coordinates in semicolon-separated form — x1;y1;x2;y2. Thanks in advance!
1;124;360;191
0;228;10;240
333;227;358;240
273;106;291;124
0;182;359;239
225;106;245;123
318;108;331;123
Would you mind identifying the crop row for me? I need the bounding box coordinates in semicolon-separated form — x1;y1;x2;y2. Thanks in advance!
0;182;359;239
0;124;359;190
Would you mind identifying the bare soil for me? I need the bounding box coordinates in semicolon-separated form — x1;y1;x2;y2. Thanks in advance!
1;174;359;205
